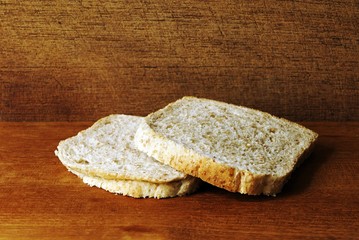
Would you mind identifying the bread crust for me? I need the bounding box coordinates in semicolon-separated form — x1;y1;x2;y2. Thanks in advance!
69;169;201;199
135;97;318;196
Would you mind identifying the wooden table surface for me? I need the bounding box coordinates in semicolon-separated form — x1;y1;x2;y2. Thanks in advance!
0;122;358;239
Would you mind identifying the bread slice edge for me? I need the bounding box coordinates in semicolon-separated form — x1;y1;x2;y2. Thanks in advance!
68;168;201;199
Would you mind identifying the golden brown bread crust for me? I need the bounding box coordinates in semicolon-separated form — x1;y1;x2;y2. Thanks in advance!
69;168;201;199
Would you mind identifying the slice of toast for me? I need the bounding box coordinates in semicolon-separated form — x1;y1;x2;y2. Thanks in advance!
55;114;201;198
135;97;318;196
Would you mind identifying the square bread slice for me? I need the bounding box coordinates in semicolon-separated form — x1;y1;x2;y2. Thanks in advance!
55;114;201;198
134;97;318;196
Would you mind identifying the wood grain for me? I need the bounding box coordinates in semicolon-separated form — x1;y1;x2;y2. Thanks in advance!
0;122;358;239
0;1;358;121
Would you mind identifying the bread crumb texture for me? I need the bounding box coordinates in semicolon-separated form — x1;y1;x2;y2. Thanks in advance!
55;115;187;182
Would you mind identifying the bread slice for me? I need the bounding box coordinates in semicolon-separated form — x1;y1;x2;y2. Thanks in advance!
68;168;199;199
55;114;201;198
134;97;318;196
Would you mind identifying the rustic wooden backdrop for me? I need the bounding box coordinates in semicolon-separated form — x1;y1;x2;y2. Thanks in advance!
0;0;358;121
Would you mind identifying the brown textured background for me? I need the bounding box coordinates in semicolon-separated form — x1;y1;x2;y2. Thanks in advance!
0;0;358;121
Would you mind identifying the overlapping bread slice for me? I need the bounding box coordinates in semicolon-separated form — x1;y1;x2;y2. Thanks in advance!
134;97;318;196
55;114;201;198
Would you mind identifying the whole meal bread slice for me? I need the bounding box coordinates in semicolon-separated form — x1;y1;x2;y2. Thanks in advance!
134;97;318;196
55;114;201;198
69;168;199;199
